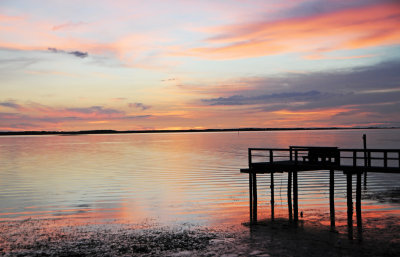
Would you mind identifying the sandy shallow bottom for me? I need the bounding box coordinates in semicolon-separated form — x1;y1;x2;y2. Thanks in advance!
1;216;399;257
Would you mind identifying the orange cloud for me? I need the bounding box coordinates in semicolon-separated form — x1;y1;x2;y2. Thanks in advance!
183;2;400;59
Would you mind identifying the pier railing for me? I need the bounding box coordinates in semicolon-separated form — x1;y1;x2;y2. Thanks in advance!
248;147;400;170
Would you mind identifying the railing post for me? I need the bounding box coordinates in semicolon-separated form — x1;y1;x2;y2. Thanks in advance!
363;134;367;167
368;151;371;167
384;151;387;168
295;150;298;165
248;148;252;168
336;150;340;166
353;151;357;167
269;150;273;163
398;151;400;168
290;147;293;161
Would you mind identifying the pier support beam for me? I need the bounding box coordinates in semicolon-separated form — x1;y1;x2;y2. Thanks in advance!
252;172;258;223
271;171;275;221
293;170;299;224
346;172;353;240
288;171;292;222
356;171;363;240
329;169;335;229
249;173;253;222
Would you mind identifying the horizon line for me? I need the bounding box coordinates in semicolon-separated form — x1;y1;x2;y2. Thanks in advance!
1;126;399;136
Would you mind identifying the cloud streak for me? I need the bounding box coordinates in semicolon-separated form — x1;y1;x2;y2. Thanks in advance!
199;60;400;125
48;47;88;58
203;91;322;106
0;101;21;109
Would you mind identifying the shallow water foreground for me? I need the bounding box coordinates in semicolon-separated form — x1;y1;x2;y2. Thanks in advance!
1;216;399;257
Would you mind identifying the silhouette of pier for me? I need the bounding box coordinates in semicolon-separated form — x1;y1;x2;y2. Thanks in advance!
240;145;400;239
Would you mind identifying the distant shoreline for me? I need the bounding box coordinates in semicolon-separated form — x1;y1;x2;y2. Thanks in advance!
0;127;399;136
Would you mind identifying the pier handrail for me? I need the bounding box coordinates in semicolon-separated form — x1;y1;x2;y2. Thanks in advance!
248;147;400;170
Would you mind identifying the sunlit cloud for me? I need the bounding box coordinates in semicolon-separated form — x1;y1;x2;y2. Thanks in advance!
183;2;400;59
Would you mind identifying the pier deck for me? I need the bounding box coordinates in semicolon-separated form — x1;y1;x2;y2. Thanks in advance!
240;145;400;239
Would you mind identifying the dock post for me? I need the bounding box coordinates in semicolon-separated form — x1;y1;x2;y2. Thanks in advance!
329;169;335;229
356;170;363;240
346;172;353;240
249;173;253;222
293;170;298;225
288;170;292;222
252;172;257;223
271;171;275;221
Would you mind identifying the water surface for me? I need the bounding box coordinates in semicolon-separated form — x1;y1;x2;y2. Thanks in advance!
1;129;399;230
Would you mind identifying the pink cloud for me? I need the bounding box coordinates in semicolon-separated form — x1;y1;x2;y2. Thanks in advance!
181;2;400;59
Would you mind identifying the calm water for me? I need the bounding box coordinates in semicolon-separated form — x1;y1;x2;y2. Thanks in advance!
1;129;399;229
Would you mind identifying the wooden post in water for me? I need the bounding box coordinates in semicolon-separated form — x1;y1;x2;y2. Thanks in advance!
248;148;253;222
347;172;353;240
288;170;293;221
271;171;275;221
252;172;257;223
269;150;274;221
293;169;299;224
249;173;253;222
356;170;363;240
329;169;335;229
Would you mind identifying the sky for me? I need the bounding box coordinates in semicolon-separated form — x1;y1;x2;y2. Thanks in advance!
1;0;400;131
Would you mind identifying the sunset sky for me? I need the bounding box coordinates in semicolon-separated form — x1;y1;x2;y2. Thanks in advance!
1;0;400;131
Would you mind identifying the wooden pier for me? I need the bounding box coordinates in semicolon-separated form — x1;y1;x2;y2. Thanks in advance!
240;145;400;238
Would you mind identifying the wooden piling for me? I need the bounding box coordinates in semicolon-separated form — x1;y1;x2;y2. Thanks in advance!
271;171;275;221
288;171;293;221
347;172;353;240
249;173;253;222
356;171;362;240
329;169;335;229
252;173;257;223
293;170;298;224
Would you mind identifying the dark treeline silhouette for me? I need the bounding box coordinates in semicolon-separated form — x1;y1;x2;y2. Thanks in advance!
0;127;398;136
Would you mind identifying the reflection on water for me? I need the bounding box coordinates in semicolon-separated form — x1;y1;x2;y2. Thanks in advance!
0;129;399;232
